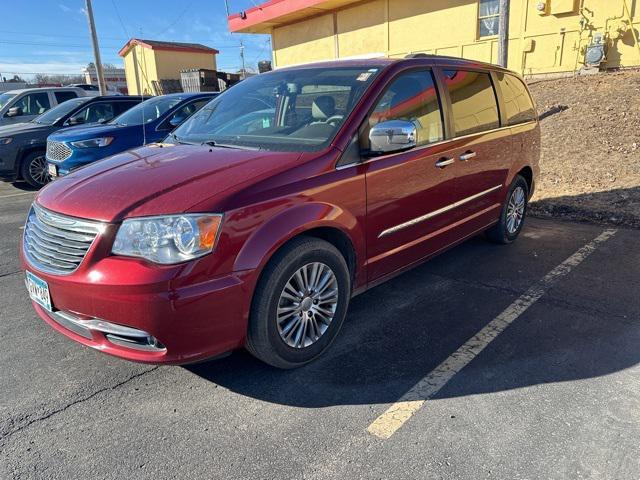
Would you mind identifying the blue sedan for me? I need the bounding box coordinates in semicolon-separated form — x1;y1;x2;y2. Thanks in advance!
46;92;217;177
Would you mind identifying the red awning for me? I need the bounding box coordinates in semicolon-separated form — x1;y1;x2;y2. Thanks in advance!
228;0;357;34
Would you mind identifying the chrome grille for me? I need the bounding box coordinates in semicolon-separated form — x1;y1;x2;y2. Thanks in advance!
46;140;72;161
23;204;104;275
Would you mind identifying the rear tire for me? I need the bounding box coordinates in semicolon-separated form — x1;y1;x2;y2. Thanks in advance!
485;174;529;244
20;151;49;188
246;237;351;369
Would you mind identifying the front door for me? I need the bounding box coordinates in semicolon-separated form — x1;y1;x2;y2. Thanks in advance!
364;69;457;282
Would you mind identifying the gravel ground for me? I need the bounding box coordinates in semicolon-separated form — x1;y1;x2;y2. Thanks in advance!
527;70;640;228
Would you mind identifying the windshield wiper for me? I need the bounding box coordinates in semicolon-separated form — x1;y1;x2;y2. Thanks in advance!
202;140;260;151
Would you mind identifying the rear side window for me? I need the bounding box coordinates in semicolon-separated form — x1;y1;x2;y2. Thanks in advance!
367;69;444;147
55;91;78;104
444;70;499;137
495;73;536;125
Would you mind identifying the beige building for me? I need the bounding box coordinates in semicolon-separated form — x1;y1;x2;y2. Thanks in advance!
118;39;219;95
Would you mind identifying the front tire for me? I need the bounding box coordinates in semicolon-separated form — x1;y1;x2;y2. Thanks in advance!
246;237;351;369
20;151;49;188
485;174;529;244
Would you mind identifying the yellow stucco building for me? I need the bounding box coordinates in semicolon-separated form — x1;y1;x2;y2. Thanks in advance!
118;39;219;95
228;0;640;76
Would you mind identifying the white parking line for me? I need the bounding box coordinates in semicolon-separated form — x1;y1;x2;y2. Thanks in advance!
367;228;618;439
0;192;36;199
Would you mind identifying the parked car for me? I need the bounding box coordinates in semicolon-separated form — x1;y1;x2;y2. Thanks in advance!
21;56;540;368
0;87;87;126
0;95;144;188
46;92;216;177
66;84;101;97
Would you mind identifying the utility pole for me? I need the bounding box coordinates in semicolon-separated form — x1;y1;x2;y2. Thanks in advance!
498;0;510;68
240;40;246;79
84;0;107;95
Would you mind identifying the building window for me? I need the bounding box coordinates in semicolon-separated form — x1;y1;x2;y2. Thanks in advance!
478;0;500;37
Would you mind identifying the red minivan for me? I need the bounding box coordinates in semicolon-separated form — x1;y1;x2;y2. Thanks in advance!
21;56;540;368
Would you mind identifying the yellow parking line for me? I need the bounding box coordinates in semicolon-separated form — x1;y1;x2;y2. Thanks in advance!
367;229;618;439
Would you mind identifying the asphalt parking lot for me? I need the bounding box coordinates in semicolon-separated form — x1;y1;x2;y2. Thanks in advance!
1;180;639;480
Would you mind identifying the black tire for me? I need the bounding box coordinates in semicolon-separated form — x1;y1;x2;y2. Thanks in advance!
20;151;49;188
246;236;351;369
485;174;529;244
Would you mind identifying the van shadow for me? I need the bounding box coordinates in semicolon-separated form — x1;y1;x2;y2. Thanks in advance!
529;186;640;230
186;212;639;408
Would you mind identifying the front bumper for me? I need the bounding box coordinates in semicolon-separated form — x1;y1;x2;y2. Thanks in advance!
22;250;254;365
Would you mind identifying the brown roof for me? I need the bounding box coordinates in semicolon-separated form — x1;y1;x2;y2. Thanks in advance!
118;38;219;57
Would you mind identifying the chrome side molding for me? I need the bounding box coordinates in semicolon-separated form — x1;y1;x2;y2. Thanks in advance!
379;185;503;238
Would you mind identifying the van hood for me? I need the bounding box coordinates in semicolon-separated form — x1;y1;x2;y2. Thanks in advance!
36;144;303;222
0;121;52;137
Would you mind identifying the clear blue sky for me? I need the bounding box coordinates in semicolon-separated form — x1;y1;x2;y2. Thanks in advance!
0;0;271;80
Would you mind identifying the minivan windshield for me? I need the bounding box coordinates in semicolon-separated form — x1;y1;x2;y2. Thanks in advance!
0;92;16;110
33;97;88;125
111;96;183;126
170;66;381;152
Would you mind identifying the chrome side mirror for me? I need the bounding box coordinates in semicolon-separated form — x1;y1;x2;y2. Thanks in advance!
368;120;417;154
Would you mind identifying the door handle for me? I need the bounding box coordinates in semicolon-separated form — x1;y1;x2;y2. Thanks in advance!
459;150;477;161
435;157;455;168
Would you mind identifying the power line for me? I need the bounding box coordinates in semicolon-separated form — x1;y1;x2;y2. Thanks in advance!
0;29;126;41
110;0;130;39
0;40;123;49
152;1;195;37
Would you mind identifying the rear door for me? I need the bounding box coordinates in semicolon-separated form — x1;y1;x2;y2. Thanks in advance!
364;68;457;282
438;69;512;230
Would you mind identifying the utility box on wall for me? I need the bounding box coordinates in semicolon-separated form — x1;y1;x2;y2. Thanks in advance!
550;0;577;15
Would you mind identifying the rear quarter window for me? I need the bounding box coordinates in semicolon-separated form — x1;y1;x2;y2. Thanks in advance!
496;73;537;125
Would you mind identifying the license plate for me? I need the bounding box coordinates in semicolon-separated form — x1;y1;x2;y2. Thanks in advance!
47;163;58;177
26;271;52;312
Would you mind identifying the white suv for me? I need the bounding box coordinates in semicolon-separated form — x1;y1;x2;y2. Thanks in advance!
0;87;87;126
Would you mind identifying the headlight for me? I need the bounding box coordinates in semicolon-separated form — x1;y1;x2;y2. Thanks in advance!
0;137;12;145
112;214;223;264
70;137;113;148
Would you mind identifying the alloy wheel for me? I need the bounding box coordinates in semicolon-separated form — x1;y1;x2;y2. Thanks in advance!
506;186;526;234
276;262;339;349
28;155;49;187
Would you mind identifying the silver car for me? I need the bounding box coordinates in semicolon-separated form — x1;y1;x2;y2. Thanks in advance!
0;87;87;126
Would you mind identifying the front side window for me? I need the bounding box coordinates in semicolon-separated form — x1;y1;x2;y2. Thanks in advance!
171;67;380;152
478;0;500;37
444;70;500;137
164;98;211;128
366;69;443;147
73;102;116;124
112;96;184;126
495;73;537;125
13;92;51;116
33;97;88;125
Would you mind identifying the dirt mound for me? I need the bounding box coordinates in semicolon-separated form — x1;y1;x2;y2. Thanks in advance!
527;70;640;228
